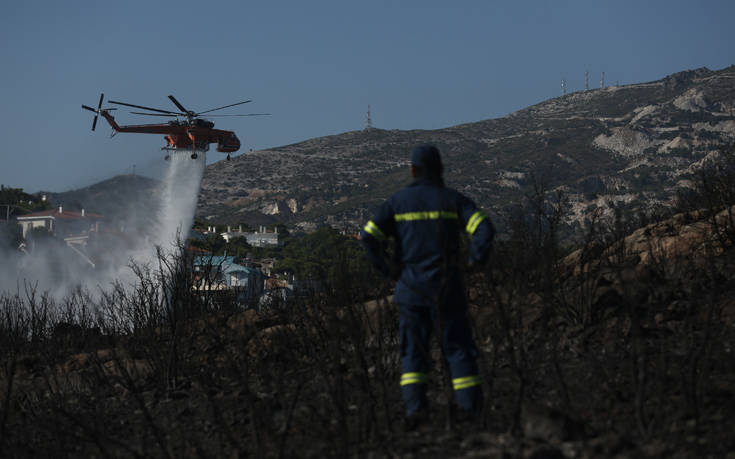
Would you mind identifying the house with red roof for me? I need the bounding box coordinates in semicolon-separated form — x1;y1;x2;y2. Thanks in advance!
17;206;103;240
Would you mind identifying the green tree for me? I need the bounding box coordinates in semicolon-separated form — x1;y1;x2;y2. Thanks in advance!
189;233;227;254
226;236;253;258
276;226;365;279
268;222;290;237
0;185;50;212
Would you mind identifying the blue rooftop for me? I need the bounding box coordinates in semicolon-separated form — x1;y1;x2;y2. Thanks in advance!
194;255;261;275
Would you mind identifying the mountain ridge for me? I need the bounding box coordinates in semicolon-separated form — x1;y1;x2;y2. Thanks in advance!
197;65;735;234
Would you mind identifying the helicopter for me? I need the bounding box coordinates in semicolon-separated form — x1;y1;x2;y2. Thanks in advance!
82;93;269;160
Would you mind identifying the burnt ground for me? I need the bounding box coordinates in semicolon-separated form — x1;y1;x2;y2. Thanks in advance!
2;245;735;459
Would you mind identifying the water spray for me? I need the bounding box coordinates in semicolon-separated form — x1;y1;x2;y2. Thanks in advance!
1;149;208;301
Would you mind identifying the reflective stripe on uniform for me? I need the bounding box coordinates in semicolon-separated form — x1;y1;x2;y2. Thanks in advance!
394;211;458;222
452;375;481;390
400;372;429;386
465;211;487;235
363;220;386;240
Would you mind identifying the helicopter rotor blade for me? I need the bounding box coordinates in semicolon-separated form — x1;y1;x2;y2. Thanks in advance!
197;100;252;115
82;104;116;112
109;100;181;115
168;95;189;114
204;113;271;117
92;93;104;130
130;111;179;117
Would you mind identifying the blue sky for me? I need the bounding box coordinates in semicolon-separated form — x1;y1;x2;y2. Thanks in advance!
1;0;733;192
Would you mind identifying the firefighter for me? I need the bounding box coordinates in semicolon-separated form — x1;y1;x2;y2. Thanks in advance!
361;144;495;427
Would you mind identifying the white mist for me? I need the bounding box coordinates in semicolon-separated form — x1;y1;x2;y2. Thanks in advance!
1;150;207;298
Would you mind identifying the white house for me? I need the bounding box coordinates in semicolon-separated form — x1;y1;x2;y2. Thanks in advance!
220;225;280;247
17;206;103;239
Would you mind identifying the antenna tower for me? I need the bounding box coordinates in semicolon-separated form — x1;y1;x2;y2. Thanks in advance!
585;71;589;91
561;78;567;95
365;105;373;130
601;71;605;88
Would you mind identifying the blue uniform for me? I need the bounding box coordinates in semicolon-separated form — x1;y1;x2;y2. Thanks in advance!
361;176;494;415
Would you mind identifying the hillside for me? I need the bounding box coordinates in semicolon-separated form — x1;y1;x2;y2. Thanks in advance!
198;65;735;234
46;174;162;232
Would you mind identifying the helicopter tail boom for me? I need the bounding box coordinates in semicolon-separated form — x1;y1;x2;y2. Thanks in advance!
81;93;120;132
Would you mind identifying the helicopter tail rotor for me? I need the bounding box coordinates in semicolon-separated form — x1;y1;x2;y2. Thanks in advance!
81;93;115;131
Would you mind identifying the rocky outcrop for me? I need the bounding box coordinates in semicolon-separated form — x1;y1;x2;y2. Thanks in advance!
673;88;712;112
593;127;661;158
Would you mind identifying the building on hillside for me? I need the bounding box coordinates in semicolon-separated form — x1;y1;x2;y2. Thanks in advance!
16;206;105;268
220;225;280;247
192;255;266;302
16;206;103;240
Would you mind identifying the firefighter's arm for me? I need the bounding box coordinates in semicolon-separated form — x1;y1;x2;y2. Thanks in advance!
360;201;396;277
460;198;495;266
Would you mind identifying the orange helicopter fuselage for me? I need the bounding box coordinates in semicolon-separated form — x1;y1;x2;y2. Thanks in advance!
99;111;240;153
